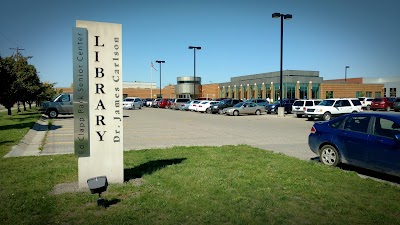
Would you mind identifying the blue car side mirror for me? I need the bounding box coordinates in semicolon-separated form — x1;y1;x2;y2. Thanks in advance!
395;134;400;141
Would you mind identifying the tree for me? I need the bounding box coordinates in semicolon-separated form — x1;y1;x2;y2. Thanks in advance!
12;54;41;111
0;56;18;115
36;81;57;106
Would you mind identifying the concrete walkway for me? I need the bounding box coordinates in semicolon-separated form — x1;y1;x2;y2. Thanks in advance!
4;116;48;157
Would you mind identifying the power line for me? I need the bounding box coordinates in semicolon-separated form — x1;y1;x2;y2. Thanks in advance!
0;31;15;45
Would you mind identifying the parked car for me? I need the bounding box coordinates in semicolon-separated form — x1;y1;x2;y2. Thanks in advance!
394;98;400;112
166;99;175;109
210;98;242;114
144;98;154;107
171;98;191;110
245;99;269;107
292;99;322;118
358;97;374;110
39;93;73;118
305;98;362;121
158;98;169;108
152;98;162;108
371;97;396;111
265;98;298;114
197;100;219;113
123;97;142;110
188;100;201;111
223;102;265;116
205;101;220;114
308;112;400;177
179;100;192;111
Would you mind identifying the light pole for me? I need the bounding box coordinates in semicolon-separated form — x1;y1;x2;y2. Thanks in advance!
155;60;165;97
272;13;292;107
189;46;201;99
345;66;350;82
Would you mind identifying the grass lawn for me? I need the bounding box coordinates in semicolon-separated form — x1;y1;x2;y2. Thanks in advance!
1;110;400;225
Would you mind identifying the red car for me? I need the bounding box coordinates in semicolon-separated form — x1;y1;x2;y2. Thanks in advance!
371;97;396;111
158;99;169;108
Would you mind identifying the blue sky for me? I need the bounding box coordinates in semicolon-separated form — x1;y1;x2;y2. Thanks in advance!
0;0;399;88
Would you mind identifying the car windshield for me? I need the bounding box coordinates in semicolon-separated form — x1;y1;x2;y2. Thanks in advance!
233;102;245;108
318;100;335;106
124;98;134;102
51;94;62;102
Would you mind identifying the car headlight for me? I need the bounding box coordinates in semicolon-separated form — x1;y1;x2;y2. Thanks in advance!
271;105;276;108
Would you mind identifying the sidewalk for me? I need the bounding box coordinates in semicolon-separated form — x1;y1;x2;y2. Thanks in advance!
4;116;48;157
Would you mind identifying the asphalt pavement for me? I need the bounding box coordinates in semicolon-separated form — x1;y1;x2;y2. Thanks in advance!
5;107;317;160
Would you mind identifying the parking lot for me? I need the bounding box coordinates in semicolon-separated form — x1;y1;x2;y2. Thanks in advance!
41;107;318;161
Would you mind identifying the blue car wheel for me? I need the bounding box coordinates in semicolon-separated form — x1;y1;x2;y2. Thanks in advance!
320;144;340;167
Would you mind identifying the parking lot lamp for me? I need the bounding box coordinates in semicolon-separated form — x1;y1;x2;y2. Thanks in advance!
188;46;201;99
345;66;350;82
155;60;165;97
272;13;292;107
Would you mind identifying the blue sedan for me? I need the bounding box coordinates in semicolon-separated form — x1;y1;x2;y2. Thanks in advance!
308;112;400;177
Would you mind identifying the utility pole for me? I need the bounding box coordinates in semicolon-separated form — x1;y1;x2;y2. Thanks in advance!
10;46;25;113
10;46;25;56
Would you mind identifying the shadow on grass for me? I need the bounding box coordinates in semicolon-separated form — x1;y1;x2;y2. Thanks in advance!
104;198;121;208
124;158;186;182
0;122;36;131
16;112;40;116
0;140;15;145
338;164;400;185
310;156;400;185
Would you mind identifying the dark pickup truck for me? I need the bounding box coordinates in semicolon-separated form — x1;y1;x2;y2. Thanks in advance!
210;98;242;114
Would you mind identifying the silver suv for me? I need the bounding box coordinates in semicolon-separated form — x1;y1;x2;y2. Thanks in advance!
305;98;362;121
171;98;191;110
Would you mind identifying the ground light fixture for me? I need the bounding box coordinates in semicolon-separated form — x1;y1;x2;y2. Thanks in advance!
87;176;108;207
272;13;292;107
188;46;201;99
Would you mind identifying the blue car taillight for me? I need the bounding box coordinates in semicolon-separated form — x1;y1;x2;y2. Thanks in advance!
310;126;316;134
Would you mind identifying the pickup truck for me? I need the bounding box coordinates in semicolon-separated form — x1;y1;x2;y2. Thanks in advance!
39;93;73;118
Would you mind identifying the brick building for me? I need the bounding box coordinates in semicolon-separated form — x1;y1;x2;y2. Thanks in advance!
58;72;397;100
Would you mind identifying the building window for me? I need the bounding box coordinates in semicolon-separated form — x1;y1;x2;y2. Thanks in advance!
384;88;386;97
326;91;334;98
356;91;364;97
375;92;381;97
390;88;397;97
312;83;320;99
366;92;372;97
